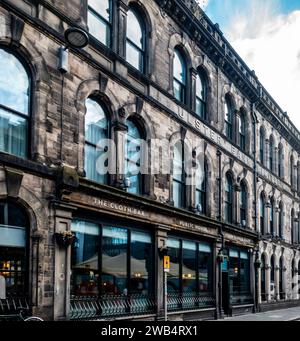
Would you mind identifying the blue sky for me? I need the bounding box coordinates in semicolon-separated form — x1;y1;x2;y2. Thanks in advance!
200;0;300;129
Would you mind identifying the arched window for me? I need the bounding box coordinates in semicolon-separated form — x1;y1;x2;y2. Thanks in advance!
278;144;284;178
270;198;275;236
278;201;284;239
0;48;30;158
240;182;247;227
269;136;274;172
195;72;207;120
224;97;233;140
0;201;28;297
279;256;284;300
195;158;207;215
270;255;275;291
125;119;143;195
224;173;233;224
290;155;294;187
261;254;266;302
173;141;185;208
173;48;186;103
238;111;246;151
260;193;266;235
291;208;295;244
259;127;265;165
126;8;145;72
85;98;109;184
88;0;112;46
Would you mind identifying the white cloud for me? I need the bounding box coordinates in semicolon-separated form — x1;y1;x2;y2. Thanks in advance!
225;0;300;130
196;0;210;10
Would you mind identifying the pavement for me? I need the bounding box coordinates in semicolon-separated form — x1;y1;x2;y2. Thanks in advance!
220;306;300;321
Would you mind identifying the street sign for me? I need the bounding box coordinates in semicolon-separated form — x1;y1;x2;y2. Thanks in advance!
164;256;170;272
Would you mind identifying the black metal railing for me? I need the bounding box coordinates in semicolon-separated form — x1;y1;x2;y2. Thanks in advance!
69;294;156;320
167;292;216;312
230;292;254;306
0;297;30;321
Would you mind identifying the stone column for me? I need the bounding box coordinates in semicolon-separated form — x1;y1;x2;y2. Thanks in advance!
112;121;128;189
266;265;271;302
53;202;77;321
116;0;128;58
155;225;170;320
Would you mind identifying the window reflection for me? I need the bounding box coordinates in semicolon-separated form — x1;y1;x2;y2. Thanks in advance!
125;120;142;195
102;227;128;295
167;239;180;293
71;220;99;296
0;49;30;158
173;49;186;103
173;141;185;208
195;158;207;214
126;9;145;71
224;98;233;140
196;73;206;119
182;241;197;293
0;202;27;297
88;0;111;46
85;98;109;184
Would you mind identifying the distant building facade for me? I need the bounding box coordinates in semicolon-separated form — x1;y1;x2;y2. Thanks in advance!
0;0;299;320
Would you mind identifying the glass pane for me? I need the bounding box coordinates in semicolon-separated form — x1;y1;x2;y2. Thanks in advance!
198;243;212;292
173;180;183;208
125;120;142;194
85;143;108;184
0;108;28;158
102;227;128;295
130;231;152;295
196;74;205;100
0;49;29;115
127;10;143;49
173;142;183;181
174;50;185;84
85;99;108;145
89;0;110;21
88;10;110;46
7;203;27;228
182;241;197;293
0;226;26;248
196;98;205;119
71;220;100;296
126;42;142;71
173;80;183;102
167;238;180;293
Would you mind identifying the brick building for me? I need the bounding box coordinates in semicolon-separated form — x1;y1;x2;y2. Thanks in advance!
0;0;299;321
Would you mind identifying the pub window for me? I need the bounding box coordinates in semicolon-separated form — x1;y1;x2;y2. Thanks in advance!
126;8;145;72
173;48;187;104
195;72;207;120
259;127;265;165
71;220;153;301
195;158;207;215
278;201;284;239
228;249;251;305
224;97;233;140
269;135;274;172
0;201;28;298
260;193;266;235
173;141;185;208
88;0;112;47
0;48;30;158
167;238;213;310
238;112;246;151
125;119;143;195
240;182;247;227
224;173;233;224
85;98;109;184
270;255;275;291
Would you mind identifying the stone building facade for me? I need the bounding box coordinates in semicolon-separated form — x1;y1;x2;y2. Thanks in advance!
0;0;299;321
